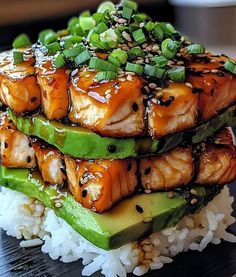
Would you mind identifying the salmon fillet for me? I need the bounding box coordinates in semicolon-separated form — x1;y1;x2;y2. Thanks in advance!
0;49;41;114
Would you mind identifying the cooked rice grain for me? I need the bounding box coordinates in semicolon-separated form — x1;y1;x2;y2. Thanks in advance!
0;187;235;277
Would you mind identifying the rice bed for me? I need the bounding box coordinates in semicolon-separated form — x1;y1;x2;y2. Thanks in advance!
0;187;235;277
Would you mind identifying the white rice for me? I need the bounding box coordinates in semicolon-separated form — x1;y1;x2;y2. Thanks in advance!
0;186;235;277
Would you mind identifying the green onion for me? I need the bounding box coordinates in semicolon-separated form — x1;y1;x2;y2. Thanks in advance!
96;71;117;82
109;49;128;65
97;1;116;13
57;29;69;37
89;58;118;72
12;34;32;49
80;10;91;17
13;51;24;64
79;17;96;32
63;40;74;49
75;49;91;65
152;55;168;67
144;64;166;78
127;46;144;60
125;62;144;75
168;66;185;82
132;29;146;44
95;22;108;34
67;18;84;36
153;23;164;42
224;59;236;75
54;54;65;68
122;6;133;20
100;28;118;43
39;29;54;45
46;42;61;55
145;21;155;32
187;43;205;54
63;45;85;58
161;38;180;59
161;23;177;36
121;0;138;11
133;13;149;23
92;12;104;24
44;33;59;46
108;56;121;66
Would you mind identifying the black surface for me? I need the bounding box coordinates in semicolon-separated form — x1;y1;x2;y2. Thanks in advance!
0;183;235;277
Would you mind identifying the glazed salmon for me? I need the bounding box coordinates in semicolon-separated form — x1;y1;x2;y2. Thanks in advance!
0;49;41;114
31;138;66;185
69;68;145;137
147;83;198;138
140;147;194;190
65;157;137;213
140;128;236;190
35;51;70;120
0;111;36;168
187;54;236;121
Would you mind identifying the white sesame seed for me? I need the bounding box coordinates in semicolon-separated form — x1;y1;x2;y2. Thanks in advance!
125;71;135;75
143;217;153;223
155;87;162;91
106;94;111;99
152;45;160;52
191;198;198;205
185;82;193;88
142;43;148;48
177;61;184;65
118;18;127;24
122;31;132;42
202;69;210;73
127;74;133;81
143;244;153;252
118;77;126;82
105;89;111;95
145;189;152;194
139;22;145;28
211;69;218;73
149;83;157;89
210;59;216;63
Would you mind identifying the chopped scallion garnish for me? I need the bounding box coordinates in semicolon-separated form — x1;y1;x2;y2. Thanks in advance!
39;29;55;45
127;46;144;60
96;71;117;82
79;17;96;32
97;1;116;13
187;43;205;54
63;45;85;58
132;29;146;44
151;55;168;68
224;59;236;75
12;34;32;49
161;38;180;59
153;23;164;42
144;64;166;78
13;51;24;64
168;66;185;82
46;42;61;55
121;0;138;11
122;6;133;20
125;62;144;75
109;49;128;65
145;21;155;32
75;49;91;65
89;57;118;72
100;28;118;43
54;54;66;68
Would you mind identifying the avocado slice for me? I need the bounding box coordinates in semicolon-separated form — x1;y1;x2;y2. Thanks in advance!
8;105;236;159
0;166;220;250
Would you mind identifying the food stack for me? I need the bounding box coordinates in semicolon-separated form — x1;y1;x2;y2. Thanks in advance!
0;1;236;276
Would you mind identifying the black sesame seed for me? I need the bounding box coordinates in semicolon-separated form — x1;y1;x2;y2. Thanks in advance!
26;156;31;163
210;88;215;96
217;71;225;77
132;102;139;112
127;163;132;171
4;142;8;148
31;97;37;103
82;189;87;198
192;87;203;94
108;145;116;153
144;167;151;175
136;205;143;213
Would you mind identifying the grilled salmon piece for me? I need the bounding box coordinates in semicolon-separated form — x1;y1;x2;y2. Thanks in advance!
140;147;194;190
196;128;236;185
0;49;41;114
69;68;145;137
31;138;66;185
0;111;36;168
187;55;236;121
35;54;69;120
147;83;198;138
65;157;137;213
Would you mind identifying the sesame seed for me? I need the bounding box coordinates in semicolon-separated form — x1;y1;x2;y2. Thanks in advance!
202;69;210;74
155;87;162;91
128;42;134;48
152;45;159;52
118;18;127;24
142;244;152;252
177;61;184;65
106;94;111;99
122;31;132;42
143;217;153;223
210;59;216;63
55;202;62;208
127;74;133;81
211;69;218;73
136;205;144;213
105;89;111;95
145;189;152;194
191;198;198;205
139;22;145;28
142;43;148;48
144;86;150;93
190;189;197;195
185;82;193;88
149;83;157;89
144;167;151;175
